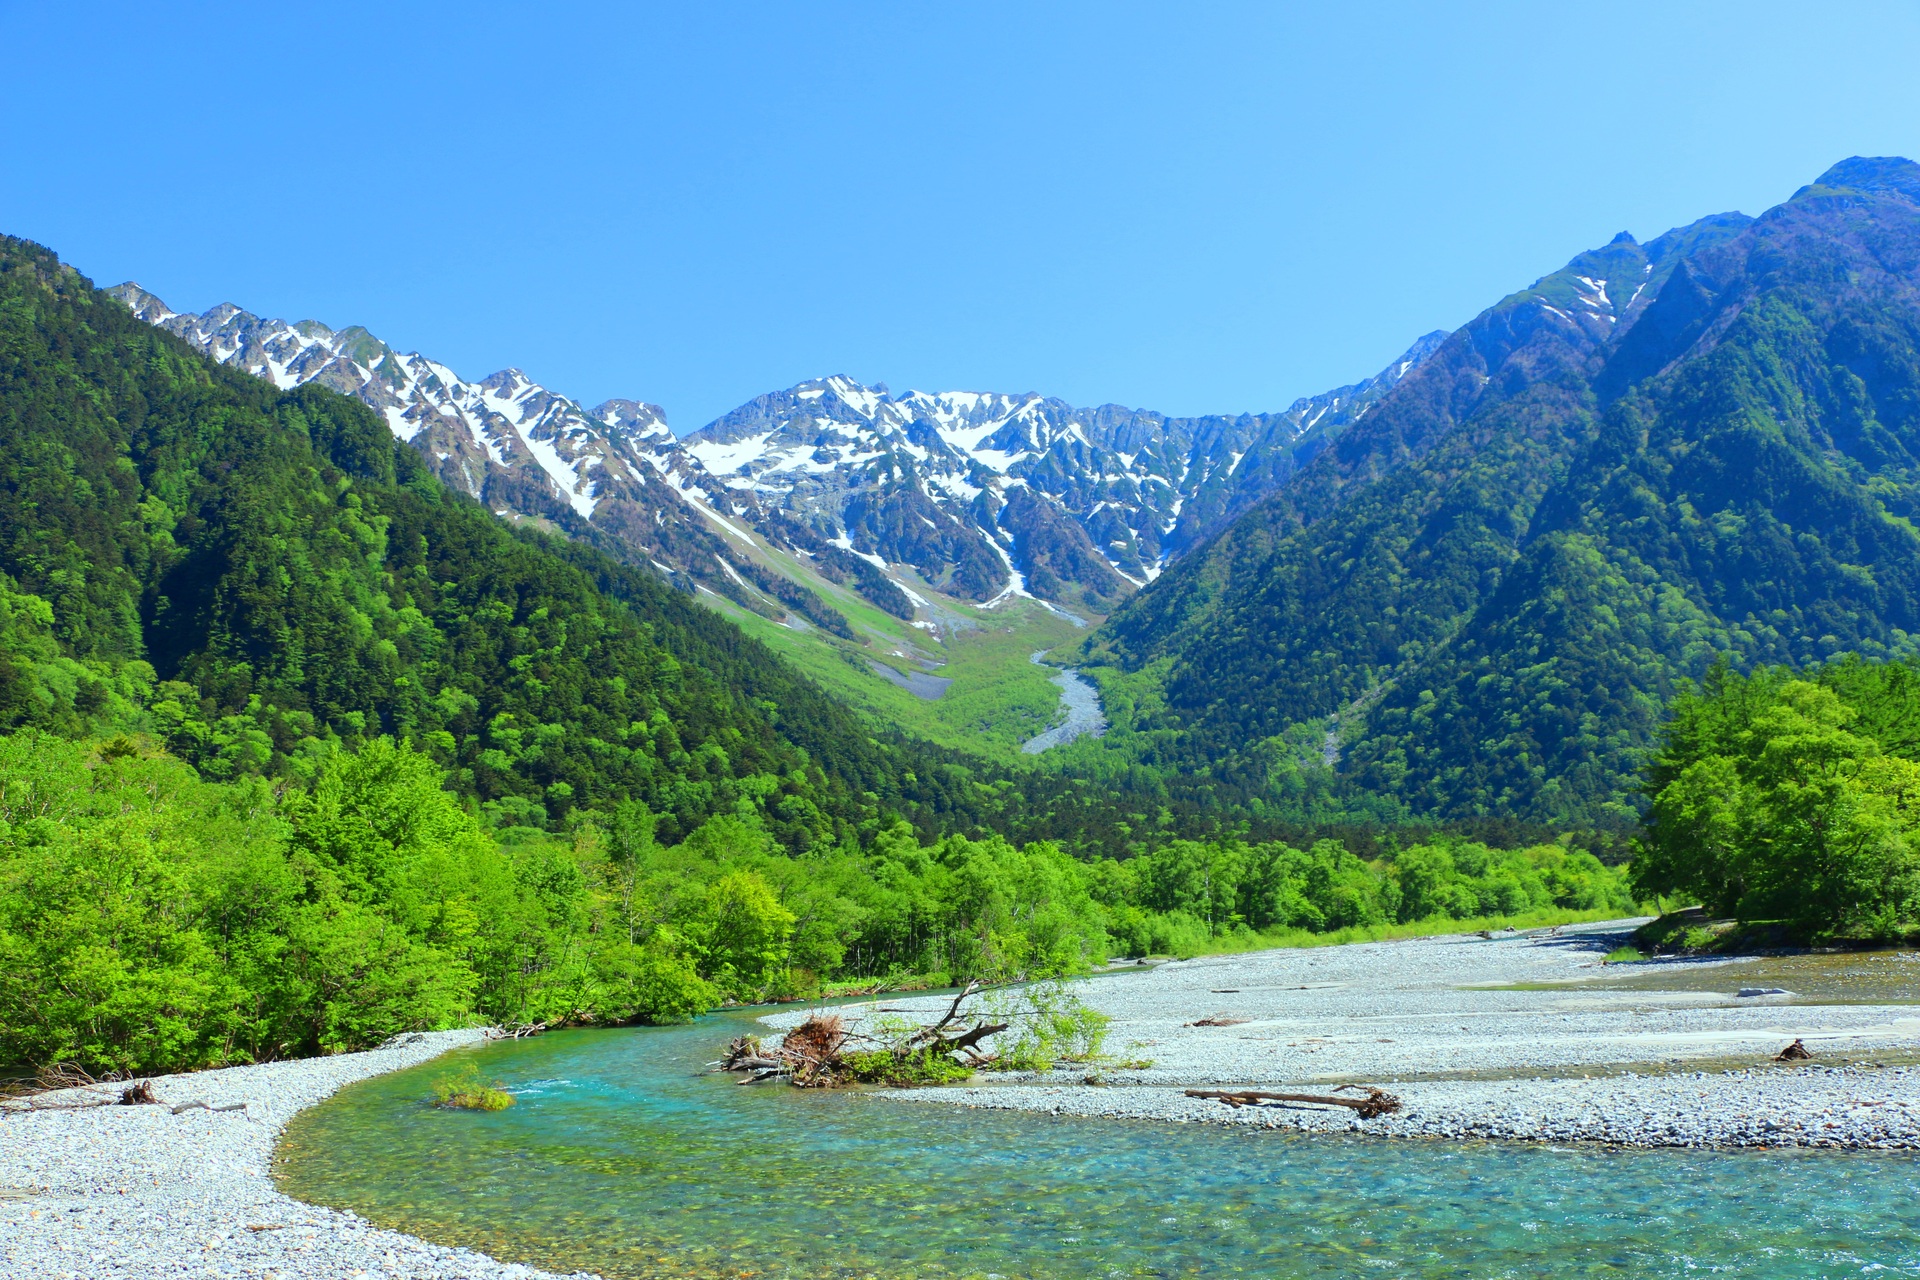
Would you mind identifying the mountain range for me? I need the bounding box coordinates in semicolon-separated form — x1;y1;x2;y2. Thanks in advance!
91;155;1920;832
108;283;1441;626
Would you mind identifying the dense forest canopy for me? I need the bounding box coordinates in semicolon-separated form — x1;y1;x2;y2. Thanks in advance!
0;732;1632;1074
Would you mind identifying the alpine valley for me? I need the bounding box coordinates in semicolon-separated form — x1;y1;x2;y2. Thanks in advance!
108;281;1443;761
48;155;1920;830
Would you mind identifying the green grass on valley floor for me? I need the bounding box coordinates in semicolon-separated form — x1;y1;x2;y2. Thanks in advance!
1603;946;1646;963
1145;906;1647;963
711;582;1090;763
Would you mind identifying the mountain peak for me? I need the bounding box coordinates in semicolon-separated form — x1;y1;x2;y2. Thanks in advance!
106;281;173;322
1804;155;1920;203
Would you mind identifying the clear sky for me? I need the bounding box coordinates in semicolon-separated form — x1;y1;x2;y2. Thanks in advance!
7;2;1920;431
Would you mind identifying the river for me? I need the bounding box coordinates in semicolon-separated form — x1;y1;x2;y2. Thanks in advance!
275;1007;1920;1279
1021;652;1107;754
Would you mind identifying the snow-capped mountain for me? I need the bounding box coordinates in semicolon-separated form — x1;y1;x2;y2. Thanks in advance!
110;284;673;520
106;283;793;616
687;336;1443;610
109;281;1442;628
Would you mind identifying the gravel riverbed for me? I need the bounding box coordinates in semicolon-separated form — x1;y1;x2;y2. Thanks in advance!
766;919;1920;1149
0;1030;599;1280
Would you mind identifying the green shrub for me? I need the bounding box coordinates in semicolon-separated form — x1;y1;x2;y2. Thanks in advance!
982;980;1111;1071
430;1062;514;1111
841;1046;974;1087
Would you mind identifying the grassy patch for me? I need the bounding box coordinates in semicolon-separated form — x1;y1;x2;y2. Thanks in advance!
1632;910;1741;954
1603;946;1645;964
841;1046;976;1087
1152;906;1644;962
724;594;1087;762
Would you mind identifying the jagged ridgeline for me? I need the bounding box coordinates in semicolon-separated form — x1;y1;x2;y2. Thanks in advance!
1076;157;1920;827
0;235;1009;846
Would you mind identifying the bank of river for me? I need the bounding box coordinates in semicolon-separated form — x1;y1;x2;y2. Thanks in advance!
261;924;1920;1279
798;921;1920;1149
10;926;1920;1278
0;1030;590;1279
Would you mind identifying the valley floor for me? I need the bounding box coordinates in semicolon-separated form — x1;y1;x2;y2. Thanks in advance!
771;921;1920;1149
0;1031;598;1280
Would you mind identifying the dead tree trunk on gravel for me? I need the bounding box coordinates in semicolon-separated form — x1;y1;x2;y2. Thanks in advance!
1186;1087;1403;1119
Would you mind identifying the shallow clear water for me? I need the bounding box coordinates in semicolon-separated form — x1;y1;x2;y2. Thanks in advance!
1589;949;1920;1004
277;1012;1920;1279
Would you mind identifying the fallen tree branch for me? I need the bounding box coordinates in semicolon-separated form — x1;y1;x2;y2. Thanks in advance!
939;1022;1009;1054
909;981;982;1047
1186;1087;1403;1119
487;1022;549;1040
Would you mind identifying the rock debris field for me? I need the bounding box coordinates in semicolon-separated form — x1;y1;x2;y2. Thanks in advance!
0;1030;600;1280
767;919;1920;1149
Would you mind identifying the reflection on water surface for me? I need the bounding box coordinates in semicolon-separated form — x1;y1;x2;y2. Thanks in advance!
276;1012;1920;1279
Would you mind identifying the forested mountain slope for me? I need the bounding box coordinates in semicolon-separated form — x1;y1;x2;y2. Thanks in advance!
1076;157;1920;826
0;236;1030;847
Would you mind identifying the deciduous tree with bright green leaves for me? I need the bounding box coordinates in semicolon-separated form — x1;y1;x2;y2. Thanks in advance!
1633;658;1920;936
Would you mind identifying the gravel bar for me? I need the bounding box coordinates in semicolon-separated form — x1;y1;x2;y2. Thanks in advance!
0;1030;600;1280
765;919;1920;1149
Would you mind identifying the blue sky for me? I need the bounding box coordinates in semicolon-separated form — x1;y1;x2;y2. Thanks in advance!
7;2;1920;430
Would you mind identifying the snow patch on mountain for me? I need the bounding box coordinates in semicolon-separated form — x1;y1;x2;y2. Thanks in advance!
110;281;1447;619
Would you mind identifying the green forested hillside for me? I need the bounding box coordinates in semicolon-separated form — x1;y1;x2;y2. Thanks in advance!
0;235;1008;847
1073;157;1920;826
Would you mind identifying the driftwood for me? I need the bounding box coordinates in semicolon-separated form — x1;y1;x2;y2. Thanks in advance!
898;981;1007;1066
712;1017;851;1085
487;1022;549;1040
164;1100;251;1116
37;1062;125;1092
712;983;1014;1086
122;1080;250;1116
1775;1039;1814;1062
908;981;982;1046
1186;1086;1403;1119
1186;1017;1248;1028
716;1033;793;1083
777;1015;848;1087
6;1079;252;1119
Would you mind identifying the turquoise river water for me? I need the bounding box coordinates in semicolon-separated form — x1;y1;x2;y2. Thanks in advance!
276;1009;1920;1279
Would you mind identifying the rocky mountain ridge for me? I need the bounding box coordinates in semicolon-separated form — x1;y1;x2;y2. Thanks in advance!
108;282;1440;627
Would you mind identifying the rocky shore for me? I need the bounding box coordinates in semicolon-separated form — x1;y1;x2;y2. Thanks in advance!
0;1030;598;1280
767;919;1920;1149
